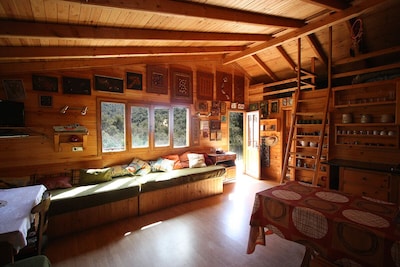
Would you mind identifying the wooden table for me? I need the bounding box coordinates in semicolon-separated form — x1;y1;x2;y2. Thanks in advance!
247;181;400;267
0;185;46;251
208;152;236;180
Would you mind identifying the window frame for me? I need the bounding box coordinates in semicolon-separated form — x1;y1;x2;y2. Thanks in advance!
99;98;191;154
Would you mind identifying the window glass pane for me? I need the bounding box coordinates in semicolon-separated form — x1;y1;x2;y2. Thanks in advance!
154;107;170;147
131;106;149;148
101;102;126;152
173;107;189;148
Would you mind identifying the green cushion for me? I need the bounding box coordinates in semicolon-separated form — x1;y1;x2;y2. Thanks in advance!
79;168;112;185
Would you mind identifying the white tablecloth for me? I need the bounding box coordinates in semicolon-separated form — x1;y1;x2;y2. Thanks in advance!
0;185;47;251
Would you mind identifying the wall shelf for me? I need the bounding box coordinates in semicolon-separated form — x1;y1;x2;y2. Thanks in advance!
54;131;88;152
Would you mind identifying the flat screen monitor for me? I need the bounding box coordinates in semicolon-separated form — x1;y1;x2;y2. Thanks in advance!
0;100;25;127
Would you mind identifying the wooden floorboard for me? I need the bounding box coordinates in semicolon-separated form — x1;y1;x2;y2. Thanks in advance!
45;175;307;267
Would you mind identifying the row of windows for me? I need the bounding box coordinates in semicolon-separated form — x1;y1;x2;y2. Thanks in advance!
100;101;190;153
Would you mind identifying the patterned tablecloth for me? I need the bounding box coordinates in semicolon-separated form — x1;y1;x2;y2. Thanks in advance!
247;181;400;267
0;185;47;251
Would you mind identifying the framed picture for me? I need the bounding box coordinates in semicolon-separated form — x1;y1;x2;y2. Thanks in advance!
32;75;58;92
2;79;25;101
126;72;142;90
238;103;245;110
210;130;217;141
271;100;279;113
260;101;268;118
234;75;245;103
231;102;237;109
249;103;259;111
170;67;193;103
211;101;220;116
191;116;200;146
62;76;91;95
220;101;226;115
210;120;221;130
221;115;227;123
216;71;232;101
216;131;222;141
196;101;208;112
146;65;168;94
94;75;124;93
39;95;53;107
196;71;213;100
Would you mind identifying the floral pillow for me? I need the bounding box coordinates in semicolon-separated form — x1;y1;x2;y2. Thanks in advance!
127;158;151;176
150;158;175;172
109;164;133;177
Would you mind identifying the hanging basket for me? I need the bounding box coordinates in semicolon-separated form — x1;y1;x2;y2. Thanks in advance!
265;135;279;146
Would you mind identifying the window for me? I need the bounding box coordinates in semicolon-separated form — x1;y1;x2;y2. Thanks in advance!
173;107;189;148
154;107;170;147
131;106;149;148
100;100;190;152
101;101;126;152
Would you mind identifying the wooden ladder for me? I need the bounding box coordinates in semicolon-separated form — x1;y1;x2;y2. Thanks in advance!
280;37;332;185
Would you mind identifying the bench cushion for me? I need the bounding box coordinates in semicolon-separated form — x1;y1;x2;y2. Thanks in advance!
49;176;141;216
139;165;226;193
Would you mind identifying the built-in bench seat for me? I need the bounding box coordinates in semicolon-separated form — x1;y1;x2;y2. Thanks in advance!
47;165;226;237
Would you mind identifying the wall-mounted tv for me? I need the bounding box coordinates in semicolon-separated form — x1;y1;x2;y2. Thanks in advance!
0;100;25;127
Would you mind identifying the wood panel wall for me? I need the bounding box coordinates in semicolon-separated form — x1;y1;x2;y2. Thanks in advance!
0;62;247;177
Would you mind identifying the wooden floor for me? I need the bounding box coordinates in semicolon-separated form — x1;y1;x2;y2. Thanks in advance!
45;175;306;267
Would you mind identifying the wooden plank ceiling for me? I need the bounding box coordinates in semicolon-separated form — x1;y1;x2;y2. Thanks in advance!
0;0;397;84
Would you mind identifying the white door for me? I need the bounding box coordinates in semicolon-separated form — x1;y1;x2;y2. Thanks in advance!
245;111;260;178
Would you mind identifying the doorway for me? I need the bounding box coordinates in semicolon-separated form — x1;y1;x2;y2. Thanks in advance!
229;111;243;174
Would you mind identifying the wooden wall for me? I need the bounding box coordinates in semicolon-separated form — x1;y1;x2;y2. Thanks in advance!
0;62;247;177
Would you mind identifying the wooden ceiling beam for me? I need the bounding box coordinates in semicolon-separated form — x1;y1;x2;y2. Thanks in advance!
63;0;305;28
0;21;271;42
0;54;224;74
276;45;297;71
300;0;350;11
0;46;245;60
251;55;279;81
305;33;328;66
223;0;387;64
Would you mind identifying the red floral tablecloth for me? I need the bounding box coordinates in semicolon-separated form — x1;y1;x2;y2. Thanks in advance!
247;181;400;267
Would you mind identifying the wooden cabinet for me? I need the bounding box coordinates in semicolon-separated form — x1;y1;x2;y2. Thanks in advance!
339;167;398;203
333;79;400;149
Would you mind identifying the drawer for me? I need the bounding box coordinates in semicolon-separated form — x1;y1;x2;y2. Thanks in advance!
342;183;389;201
342;168;389;188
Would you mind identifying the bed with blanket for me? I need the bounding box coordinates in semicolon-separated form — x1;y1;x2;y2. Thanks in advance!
46;152;226;237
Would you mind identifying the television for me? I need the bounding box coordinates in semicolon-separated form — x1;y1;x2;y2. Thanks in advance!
0;100;25;127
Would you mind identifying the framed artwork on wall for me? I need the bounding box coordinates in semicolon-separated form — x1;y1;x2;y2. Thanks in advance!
191;116;200;146
126;72;142;90
62;76;91;95
94;75;124;93
32;75;58;92
39;95;53;107
170;67;193;104
211;101;220;116
234;75;245;103
216;71;232;101
260;101;269;118
2;79;25;101
271;100;279;113
196;101;208;112
146;65;168;94
196;71;213;100
249;103;259;111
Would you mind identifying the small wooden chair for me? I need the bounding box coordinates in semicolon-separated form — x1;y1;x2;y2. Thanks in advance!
16;191;51;259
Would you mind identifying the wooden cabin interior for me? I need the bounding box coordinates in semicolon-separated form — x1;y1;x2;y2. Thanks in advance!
0;0;400;265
